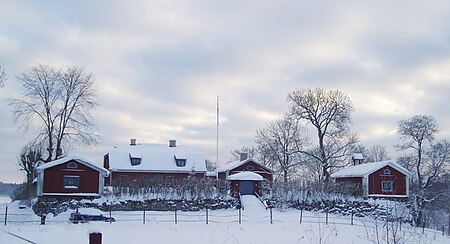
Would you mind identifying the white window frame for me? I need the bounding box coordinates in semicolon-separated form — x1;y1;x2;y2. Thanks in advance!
383;169;391;175
381;180;393;192
64;175;80;190
67;162;78;169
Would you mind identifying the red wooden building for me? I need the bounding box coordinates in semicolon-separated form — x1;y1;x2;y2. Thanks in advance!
103;139;207;186
36;155;108;198
330;160;410;199
215;155;273;196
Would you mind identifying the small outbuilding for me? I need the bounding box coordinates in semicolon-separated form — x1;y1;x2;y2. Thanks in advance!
216;154;273;197
331;160;410;199
36;155;108;198
227;171;264;196
216;157;273;182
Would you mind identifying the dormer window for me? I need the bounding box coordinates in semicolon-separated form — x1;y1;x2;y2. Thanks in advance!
129;154;142;166
383;169;391;175
174;156;186;167
67;162;78;169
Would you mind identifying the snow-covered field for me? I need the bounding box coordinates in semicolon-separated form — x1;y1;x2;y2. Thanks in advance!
1;200;448;244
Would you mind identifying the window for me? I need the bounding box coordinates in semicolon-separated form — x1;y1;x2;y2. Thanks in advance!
130;157;142;166
247;165;255;171
382;181;393;192
67;162;78;169
64;176;80;190
174;156;186;167
383;169;391;175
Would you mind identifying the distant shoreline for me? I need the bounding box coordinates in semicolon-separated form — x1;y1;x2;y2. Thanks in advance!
0;195;11;205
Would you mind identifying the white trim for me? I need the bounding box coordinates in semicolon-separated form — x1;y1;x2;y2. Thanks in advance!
368;194;408;198
37;171;44;196
216;158;273;174
41;193;101;197
362;175;369;198
98;172;104;195
110;169;207;174
63;175;80;190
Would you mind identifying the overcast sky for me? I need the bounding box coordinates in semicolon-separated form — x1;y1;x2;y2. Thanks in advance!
1;1;449;183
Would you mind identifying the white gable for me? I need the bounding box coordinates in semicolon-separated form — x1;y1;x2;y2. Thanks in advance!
107;143;207;173
330;160;410;178
216;158;272;173
36;155;108;175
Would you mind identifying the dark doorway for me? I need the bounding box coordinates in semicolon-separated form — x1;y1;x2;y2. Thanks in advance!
239;181;254;195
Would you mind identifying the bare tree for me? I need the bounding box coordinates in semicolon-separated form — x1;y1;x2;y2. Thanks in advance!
9;64;99;162
353;144;390;163
367;144;390;162
255;115;307;182
0;65;7;87
287;88;358;182
229;146;259;162
18;143;43;186
397;115;444;227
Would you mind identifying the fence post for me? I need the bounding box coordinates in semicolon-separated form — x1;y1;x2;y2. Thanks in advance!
325;209;328;225
40;213;46;225
206;208;209;224
4;206;7;225
351;212;354;225
175;210;178;224
443;225;445;236
109;205;112;224
299;208;302;224
239;207;241;224
143;209;146;224
89;232;102;244
270;208;273;224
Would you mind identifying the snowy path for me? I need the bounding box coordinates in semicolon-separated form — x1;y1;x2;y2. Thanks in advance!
240;195;267;213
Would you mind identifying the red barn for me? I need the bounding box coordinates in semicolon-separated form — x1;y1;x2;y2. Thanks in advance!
36;155;108;198
331;160;410;199
103;139;207;186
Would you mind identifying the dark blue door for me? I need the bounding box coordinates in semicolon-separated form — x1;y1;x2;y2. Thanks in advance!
239;181;254;195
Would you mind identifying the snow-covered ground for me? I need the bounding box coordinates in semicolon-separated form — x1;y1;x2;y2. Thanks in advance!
1;200;448;244
0;195;11;205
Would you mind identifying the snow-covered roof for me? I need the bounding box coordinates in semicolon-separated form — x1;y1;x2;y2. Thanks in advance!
205;171;218;177
226;171;264;181
330;160;410;178
216;158;272;173
36;155;108;175
107;143;207;173
352;153;364;160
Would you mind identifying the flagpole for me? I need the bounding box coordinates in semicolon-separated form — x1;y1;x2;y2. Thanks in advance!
216;96;219;169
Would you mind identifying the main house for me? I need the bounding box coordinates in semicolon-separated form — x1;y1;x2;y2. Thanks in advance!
330;160;411;199
103;139;208;186
36;155;108;199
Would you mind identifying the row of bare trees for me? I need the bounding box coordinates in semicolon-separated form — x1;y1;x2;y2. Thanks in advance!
230;88;359;182
228;89;449;228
